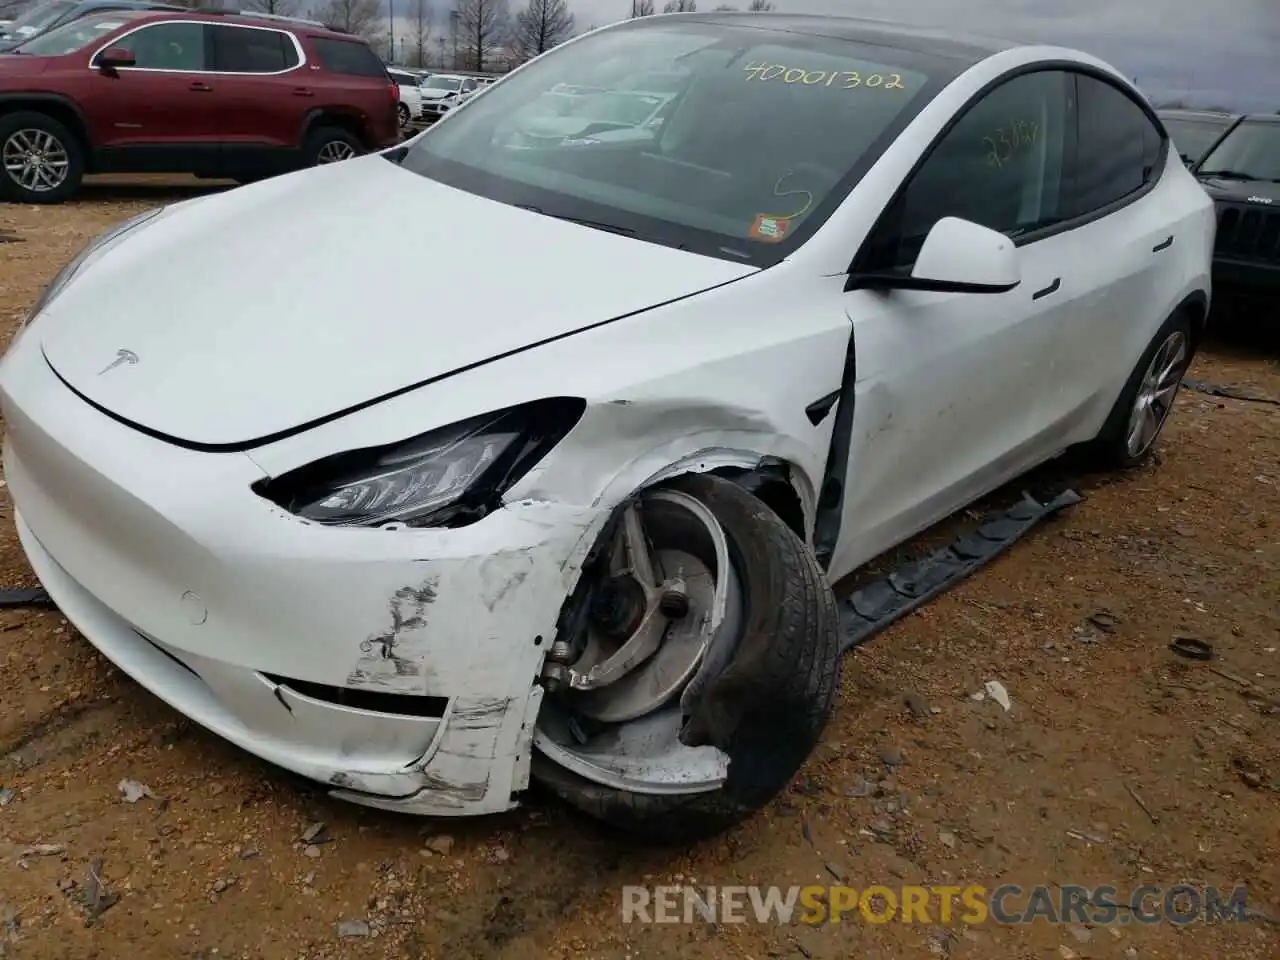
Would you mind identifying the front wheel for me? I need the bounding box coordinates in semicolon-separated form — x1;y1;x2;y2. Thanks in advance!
0;111;84;205
531;473;842;844
1085;311;1194;469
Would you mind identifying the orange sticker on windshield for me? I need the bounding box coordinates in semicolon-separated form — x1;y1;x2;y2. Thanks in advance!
749;215;791;242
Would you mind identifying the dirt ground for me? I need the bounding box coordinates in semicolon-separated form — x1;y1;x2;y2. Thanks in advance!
0;179;1277;960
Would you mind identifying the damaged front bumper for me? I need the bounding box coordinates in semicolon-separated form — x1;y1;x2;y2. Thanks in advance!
1;356;607;816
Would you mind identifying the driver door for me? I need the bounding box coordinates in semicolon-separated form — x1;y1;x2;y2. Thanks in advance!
827;69;1083;579
82;20;222;170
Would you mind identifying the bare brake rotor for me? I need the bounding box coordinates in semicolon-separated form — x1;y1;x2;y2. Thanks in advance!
543;489;739;725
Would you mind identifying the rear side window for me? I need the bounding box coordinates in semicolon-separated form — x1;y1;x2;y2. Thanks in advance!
210;25;298;73
310;36;386;78
1068;74;1165;217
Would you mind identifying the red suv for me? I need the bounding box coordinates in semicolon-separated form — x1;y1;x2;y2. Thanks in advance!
0;9;401;203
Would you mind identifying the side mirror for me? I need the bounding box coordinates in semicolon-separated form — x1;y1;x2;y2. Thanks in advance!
846;217;1021;294
97;46;136;70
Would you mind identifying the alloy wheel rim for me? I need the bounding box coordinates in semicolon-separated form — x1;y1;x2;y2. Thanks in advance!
316;141;356;164
1126;330;1188;458
2;129;70;193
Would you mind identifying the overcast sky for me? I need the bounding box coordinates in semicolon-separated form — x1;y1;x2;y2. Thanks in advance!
539;0;1279;112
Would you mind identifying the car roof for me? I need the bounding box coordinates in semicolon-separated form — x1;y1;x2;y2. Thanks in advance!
114;8;357;37
625;11;1023;65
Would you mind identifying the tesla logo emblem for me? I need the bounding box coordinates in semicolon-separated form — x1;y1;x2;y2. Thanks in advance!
1247;196;1273;204
98;348;138;375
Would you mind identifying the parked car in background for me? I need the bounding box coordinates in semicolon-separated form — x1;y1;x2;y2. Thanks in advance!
0;0;181;51
0;13;1213;842
1158;108;1239;167
418;72;478;123
1193;114;1280;304
387;67;424;126
0;9;400;203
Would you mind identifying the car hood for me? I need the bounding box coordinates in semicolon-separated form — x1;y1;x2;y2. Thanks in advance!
1200;177;1280;204
420;88;456;100
38;154;755;450
0;52;49;70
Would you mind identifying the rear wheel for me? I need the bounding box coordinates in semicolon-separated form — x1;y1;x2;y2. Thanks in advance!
0;111;84;205
1086;310;1194;469
532;474;842;844
303;126;363;167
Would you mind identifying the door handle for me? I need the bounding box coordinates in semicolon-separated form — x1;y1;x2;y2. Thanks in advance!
1152;235;1174;252
292;87;315;97
1031;277;1061;301
189;81;212;92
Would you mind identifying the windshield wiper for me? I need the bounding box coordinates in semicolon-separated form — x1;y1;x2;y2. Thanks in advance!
1198;169;1256;180
514;204;638;237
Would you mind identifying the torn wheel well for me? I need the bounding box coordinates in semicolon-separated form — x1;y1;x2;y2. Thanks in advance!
1179;290;1209;351
710;462;806;542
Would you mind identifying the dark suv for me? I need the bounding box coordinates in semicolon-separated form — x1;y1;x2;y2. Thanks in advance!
1194;114;1280;303
0;9;401;202
0;0;183;52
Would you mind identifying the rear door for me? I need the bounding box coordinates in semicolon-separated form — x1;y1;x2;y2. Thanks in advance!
207;22;306;170
1045;73;1187;432
81;19;220;171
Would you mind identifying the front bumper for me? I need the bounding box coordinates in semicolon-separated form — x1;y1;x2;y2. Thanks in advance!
0;348;604;816
1211;257;1280;297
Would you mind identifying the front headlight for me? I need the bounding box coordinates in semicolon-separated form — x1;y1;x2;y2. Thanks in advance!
16;207;165;335
256;398;586;528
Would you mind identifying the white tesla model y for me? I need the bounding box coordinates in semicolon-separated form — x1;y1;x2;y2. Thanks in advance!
0;12;1213;841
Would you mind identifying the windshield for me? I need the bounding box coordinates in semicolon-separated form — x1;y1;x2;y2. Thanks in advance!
1162;116;1231;164
397;20;945;264
4;0;75;35
10;9;143;54
1199;120;1280;182
424;76;461;91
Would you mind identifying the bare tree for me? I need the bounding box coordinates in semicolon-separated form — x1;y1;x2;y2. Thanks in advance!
242;0;301;15
663;0;696;11
747;0;775;9
630;0;655;15
407;0;432;67
510;0;572;62
455;0;507;72
316;0;384;40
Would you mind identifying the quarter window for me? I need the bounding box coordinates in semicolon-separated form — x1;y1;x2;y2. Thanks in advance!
210;25;297;73
122;21;208;71
861;70;1070;271
1068;74;1165;217
310;36;387;78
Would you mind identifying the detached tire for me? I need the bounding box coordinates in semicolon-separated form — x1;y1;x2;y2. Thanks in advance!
303;126;363;167
532;473;842;844
0;111;84;205
1084;309;1195;470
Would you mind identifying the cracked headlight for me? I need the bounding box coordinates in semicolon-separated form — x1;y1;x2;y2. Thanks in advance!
256;398;586;528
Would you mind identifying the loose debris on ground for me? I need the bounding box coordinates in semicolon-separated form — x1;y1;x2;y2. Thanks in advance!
0;179;1277;959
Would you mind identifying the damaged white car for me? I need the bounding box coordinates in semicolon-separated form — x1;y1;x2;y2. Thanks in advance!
1;11;1213;841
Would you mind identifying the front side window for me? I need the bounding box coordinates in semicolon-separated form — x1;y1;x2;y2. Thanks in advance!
1198;119;1280;183
210;25;297;73
397;20;948;264
118;21;209;70
860;70;1070;272
11;9;145;55
1069;74;1164;217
